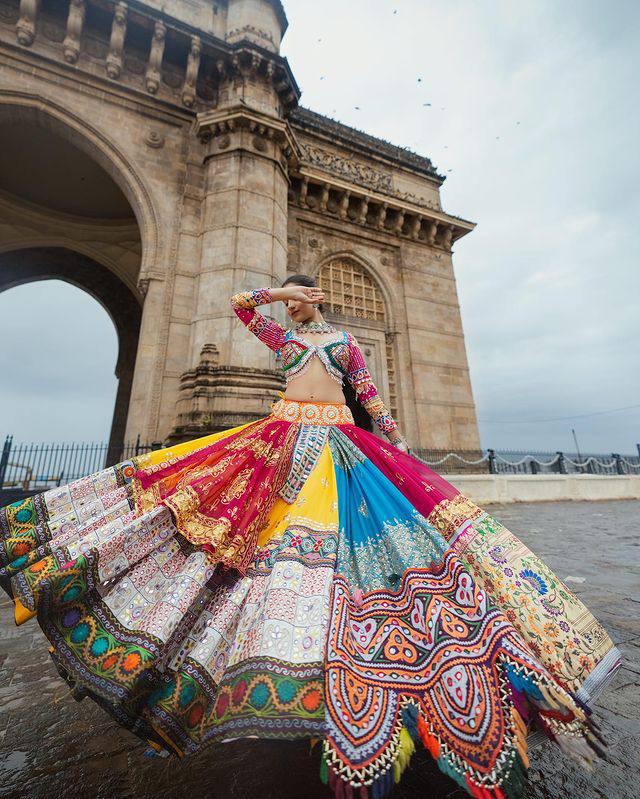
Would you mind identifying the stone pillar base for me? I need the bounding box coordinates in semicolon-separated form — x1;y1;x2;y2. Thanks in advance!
167;355;285;444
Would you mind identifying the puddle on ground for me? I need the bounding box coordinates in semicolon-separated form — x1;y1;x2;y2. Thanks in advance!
0;750;28;771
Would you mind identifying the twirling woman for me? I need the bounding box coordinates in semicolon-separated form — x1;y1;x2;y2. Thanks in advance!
0;273;620;798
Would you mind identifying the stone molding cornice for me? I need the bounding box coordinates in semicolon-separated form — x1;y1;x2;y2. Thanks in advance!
195;103;303;168
289;171;475;249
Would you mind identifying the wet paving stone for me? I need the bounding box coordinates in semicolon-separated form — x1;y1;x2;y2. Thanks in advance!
0;499;638;799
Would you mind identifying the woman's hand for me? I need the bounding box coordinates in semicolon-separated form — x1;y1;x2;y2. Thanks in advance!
387;432;409;453
270;285;325;304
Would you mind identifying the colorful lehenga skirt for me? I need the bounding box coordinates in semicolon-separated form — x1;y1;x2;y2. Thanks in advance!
0;398;621;798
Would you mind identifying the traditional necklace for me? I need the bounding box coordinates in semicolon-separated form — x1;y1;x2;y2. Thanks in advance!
293;320;337;334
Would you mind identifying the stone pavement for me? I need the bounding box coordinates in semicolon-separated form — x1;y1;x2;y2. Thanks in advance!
0;500;638;799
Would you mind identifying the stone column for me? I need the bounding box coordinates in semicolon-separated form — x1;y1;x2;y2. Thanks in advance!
168;103;300;440
124;276;167;442
165;0;300;442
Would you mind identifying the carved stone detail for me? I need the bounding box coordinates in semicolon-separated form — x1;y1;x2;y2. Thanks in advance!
63;0;85;64
106;2;127;79
226;25;277;49
145;21;166;94
301;143;392;193
181;35;201;108
16;0;39;46
199;343;219;366
144;129;164;149
377;202;388;230
137;277;150;297
299;143;442;211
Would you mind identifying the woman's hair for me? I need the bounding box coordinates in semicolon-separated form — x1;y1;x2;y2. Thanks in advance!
282;273;323;312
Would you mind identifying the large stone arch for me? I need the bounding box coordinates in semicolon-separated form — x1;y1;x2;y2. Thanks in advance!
0;93;167;459
0;93;159;282
0;247;142;464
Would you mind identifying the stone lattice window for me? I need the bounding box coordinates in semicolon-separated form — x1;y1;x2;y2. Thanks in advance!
318;259;385;321
318;259;398;421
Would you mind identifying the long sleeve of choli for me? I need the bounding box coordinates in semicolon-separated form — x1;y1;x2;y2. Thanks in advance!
230;288;287;353
345;333;398;435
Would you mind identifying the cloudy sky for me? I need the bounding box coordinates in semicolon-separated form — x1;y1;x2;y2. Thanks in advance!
1;0;638;453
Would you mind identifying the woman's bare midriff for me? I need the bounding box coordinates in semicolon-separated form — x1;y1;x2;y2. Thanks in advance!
282;332;348;404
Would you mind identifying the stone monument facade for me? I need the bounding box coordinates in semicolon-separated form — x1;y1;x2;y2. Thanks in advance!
0;0;480;457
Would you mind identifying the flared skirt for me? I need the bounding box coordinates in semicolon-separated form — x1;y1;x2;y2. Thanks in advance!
0;399;621;798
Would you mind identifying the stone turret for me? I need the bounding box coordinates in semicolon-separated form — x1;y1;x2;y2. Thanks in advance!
226;0;288;53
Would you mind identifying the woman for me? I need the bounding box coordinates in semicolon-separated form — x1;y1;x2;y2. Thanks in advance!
0;274;620;799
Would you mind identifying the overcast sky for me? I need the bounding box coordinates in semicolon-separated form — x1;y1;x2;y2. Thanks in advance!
1;0;638;453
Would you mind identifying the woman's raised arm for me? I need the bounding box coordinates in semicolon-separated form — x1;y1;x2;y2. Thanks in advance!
230;288;288;353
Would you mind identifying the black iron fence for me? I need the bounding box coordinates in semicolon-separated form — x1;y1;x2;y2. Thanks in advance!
0;435;158;491
1;434;639;491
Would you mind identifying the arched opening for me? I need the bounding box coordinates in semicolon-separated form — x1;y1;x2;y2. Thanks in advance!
317;257;399;424
0;100;148;462
0;248;142;463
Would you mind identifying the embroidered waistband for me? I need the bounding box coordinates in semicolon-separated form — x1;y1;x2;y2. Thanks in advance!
270;397;354;426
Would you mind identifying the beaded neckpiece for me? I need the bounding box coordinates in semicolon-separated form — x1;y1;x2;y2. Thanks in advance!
293;321;337;334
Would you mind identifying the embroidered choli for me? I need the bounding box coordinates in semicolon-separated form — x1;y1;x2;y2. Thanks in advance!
230;288;398;435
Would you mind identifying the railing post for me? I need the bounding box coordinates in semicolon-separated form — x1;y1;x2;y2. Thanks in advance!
487;449;496;474
135;433;141;456
0;434;12;487
530;459;538;475
612;453;624;475
556;451;566;474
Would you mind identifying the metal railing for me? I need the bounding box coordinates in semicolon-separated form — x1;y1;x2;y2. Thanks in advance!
1;434;639;491
412;447;640;476
0;435;157;491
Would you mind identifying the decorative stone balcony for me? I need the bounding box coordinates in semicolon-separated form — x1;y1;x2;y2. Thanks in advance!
1;0;300;112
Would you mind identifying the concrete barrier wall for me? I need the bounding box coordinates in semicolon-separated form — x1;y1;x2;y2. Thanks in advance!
445;474;640;504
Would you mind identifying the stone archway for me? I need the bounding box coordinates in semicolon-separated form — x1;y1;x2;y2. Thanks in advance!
0;247;142;464
0;94;159;281
0;96;154;462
